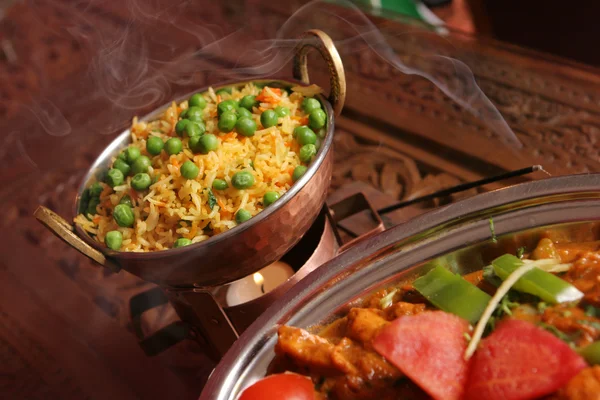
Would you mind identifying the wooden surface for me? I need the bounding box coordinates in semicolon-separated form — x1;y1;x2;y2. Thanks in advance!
1;1;599;399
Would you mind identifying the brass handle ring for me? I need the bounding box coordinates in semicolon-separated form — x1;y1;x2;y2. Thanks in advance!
293;29;346;117
34;206;120;273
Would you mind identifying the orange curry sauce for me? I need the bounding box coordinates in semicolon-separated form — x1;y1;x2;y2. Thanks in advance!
269;239;600;400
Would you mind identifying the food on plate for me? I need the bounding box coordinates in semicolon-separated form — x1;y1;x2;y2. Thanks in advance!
239;238;600;399
74;83;328;251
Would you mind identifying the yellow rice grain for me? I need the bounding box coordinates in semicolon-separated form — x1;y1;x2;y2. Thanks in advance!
75;84;319;252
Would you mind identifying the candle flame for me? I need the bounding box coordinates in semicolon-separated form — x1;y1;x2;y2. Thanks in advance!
253;272;264;286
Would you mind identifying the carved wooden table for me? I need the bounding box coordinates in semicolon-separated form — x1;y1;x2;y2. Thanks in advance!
1;1;599;399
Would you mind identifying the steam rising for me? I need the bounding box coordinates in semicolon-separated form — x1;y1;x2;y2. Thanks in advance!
20;0;521;165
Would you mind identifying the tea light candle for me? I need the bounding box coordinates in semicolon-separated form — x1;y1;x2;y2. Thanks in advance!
226;261;294;307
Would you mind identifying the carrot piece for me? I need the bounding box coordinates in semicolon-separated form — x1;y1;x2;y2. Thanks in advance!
256;87;282;103
187;225;198;239
221;210;231;219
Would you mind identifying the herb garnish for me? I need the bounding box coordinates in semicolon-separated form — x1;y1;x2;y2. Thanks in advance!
489;217;498;243
207;189;217;209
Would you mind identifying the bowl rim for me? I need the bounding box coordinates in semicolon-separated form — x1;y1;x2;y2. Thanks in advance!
200;173;600;400
73;78;336;260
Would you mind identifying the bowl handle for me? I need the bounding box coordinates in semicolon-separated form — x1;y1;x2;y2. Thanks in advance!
34;206;120;273
293;29;346;117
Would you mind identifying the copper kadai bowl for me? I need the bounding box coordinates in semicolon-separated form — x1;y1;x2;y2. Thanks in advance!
33;30;346;287
201;173;600;400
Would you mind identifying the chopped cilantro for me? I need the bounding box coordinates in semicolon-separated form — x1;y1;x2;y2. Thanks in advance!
489;217;498;243
485;294;521;334
585;305;600;318
207;189;217;209
578;319;600;330
538;322;573;343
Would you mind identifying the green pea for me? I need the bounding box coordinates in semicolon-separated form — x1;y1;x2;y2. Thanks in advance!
88;182;104;197
131;155;151;174
131;173;152;190
299;144;317;163
87;197;100;216
231;171;255;189
179;109;189;120
106;168;124;187
263;191;280;207
217;100;239;116
295;126;317;146
212;179;228;190
184;121;205;138
188;135;202;153
318;128;327;139
275;106;290;117
179;160;200;179
239;95;257;110
237;107;253;119
236;117;257;137
175;119;190;136
216;87;232;96
119;195;133;207
196;134;219;154
174;238;192;248
292;165;308;182
235;209;252;224
308;109;327;130
125;146;141;164
180;160;199;179
187;106;204;123
165;138;183;155
189;93;207;109
146;136;164;155
260;109;278;128
113;159;131;176
302;97;321;114
105;230;123;251
218;111;237;132
113;204;135;227
117;151;127;162
79;189;90;216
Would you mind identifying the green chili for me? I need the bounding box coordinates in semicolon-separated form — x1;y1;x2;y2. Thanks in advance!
491;254;584;304
413;264;491;324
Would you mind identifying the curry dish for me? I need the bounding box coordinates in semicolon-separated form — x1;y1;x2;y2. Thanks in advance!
239;236;600;400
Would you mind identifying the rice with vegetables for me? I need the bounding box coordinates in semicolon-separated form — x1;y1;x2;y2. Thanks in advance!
74;83;328;252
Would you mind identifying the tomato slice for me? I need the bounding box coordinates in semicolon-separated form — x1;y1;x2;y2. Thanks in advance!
372;311;471;400
238;372;315;400
464;319;587;400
